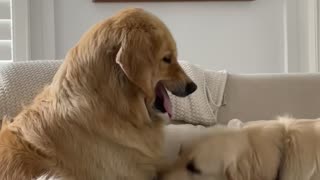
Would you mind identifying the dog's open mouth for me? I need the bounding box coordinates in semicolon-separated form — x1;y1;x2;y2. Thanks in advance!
154;83;172;118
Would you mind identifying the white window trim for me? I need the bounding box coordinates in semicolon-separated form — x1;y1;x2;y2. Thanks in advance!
284;0;299;73
11;0;30;61
11;0;55;61
41;0;56;60
305;0;318;72
285;0;319;73
318;0;320;71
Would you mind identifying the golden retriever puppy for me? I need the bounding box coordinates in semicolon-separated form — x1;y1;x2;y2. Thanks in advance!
161;118;320;180
0;8;197;180
277;118;320;180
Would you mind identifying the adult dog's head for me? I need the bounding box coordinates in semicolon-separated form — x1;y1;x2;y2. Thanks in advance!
57;8;197;120
113;8;197;118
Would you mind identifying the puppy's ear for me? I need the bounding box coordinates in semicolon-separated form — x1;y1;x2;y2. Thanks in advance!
116;30;154;98
178;145;184;156
225;160;251;180
225;164;237;180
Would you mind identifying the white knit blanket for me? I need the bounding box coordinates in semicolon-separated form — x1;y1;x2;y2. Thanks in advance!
169;61;228;126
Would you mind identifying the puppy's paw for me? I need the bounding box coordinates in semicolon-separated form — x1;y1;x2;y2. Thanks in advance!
227;119;244;128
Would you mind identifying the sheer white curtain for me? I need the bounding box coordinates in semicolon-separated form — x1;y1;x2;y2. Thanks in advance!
0;0;12;61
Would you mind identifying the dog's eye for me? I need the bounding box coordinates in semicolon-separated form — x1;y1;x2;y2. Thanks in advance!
162;56;171;64
186;160;201;174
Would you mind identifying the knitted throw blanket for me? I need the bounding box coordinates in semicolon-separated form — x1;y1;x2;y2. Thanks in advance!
169;61;228;126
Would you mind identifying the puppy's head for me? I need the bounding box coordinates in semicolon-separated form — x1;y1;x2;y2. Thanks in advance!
160;129;255;180
160;125;284;180
114;8;197;117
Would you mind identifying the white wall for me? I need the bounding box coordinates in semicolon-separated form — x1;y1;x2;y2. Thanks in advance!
31;0;287;73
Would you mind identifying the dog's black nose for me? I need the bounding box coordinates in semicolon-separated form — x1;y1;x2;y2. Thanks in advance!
185;82;197;95
171;82;198;97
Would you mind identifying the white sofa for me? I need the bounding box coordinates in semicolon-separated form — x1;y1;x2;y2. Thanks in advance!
1;60;320;125
1;60;320;179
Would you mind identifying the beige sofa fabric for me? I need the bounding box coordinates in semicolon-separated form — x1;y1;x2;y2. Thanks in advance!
218;73;320;124
0;60;320;127
0;60;62;119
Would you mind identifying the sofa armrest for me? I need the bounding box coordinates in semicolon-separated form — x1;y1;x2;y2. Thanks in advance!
0;60;62;118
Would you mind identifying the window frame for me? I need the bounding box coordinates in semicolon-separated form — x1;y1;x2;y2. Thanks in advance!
93;0;254;2
11;0;30;61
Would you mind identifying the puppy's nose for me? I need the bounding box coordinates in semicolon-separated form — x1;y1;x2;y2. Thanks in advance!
185;82;197;95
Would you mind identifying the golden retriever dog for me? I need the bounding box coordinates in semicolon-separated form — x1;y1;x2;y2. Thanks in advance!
160;118;320;180
0;8;197;180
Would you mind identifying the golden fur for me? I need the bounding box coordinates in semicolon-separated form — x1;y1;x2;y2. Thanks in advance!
0;116;13;129
0;8;196;180
161;118;320;180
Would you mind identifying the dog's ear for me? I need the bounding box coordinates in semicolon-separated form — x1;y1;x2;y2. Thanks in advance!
116;29;154;98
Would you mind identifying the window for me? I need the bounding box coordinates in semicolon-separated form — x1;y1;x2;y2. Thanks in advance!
0;0;12;61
